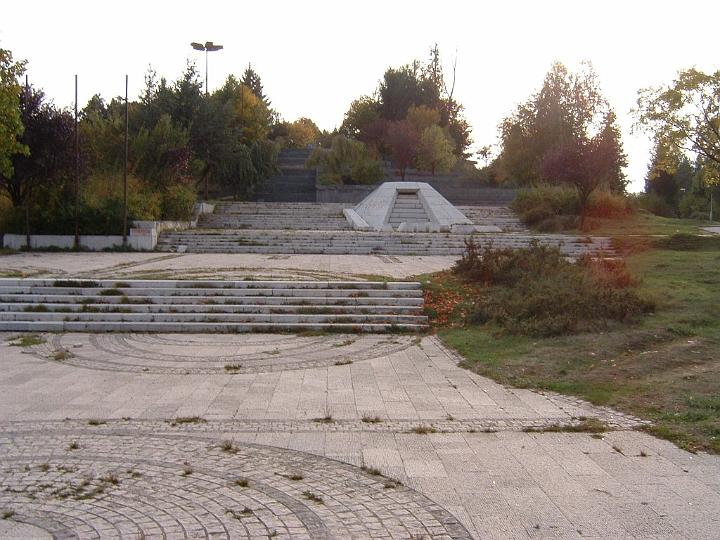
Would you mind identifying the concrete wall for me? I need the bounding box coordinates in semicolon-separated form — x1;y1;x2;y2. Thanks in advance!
1;203;215;252
316;182;516;206
3;233;154;251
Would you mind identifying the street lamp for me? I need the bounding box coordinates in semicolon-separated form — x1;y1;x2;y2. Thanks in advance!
191;41;223;95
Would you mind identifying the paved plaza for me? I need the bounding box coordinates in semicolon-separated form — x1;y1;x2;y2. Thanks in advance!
1;329;719;539
0;252;718;539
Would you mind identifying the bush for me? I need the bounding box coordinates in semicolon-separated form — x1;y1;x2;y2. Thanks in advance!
161;184;197;220
453;240;654;337
678;191;718;220
586;191;635;218
307;136;383;185
634;192;676;218
513;186;635;229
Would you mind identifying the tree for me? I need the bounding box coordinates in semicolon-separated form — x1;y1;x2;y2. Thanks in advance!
417;125;456;175
285;117;321;148
340;96;381;139
635;68;720;187
241;64;269;106
498;61;627;193
386;120;420;180
0;85;73;208
406;105;440;133
541;111;625;227
0;48;27;180
306;135;382;184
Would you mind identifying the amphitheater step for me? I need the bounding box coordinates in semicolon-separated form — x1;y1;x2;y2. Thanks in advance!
0;279;427;333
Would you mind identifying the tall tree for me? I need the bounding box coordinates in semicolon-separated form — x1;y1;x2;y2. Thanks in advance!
386;120;419;180
241;64;270;106
0;48;27;180
541;111;626;227
416;125;456;175
635;68;720;186
498;61;627;193
0;85;73;208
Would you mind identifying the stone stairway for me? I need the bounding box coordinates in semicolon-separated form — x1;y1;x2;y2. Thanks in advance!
157;229;612;257
0;279;427;333
252;149;316;202
387;192;431;228
201;202;350;231
457;206;529;233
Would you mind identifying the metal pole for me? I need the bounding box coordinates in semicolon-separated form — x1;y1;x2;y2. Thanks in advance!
74;75;80;250
24;75;30;250
205;48;209;96
123;74;129;245
711;189;714;222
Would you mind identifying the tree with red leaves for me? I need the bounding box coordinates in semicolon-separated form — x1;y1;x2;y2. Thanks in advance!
386;119;419;180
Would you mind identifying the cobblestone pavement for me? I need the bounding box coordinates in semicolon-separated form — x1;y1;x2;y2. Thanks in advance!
0;252;456;280
1;333;719;539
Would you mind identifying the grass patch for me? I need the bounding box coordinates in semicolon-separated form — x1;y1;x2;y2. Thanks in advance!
234;477;249;487
362;415;383;424
7;334;45;347
435;236;720;453
99;288;123;296
224;363;242;372
313;415;334;424
333;359;353;366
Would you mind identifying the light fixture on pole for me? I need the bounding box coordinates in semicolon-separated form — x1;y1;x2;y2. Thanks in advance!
191;41;223;95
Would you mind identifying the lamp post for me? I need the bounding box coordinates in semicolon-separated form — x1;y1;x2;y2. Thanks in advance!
190;41;223;95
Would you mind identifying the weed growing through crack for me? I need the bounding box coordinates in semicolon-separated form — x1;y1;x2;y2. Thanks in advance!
181;463;193;476
168;416;206;427
362;415;383;424
220;440;238;454
302;490;324;504
67;441;79;451
87;419;106;426
333;339;356;348
8;334;45;347
411;425;437;435
612;445;624;455
639;450;648;457
2;509;14;520
52;349;74;361
313;415;334;424
333;359;353;366
361;466;383;476
38;463;50;472
235;478;249;488
224;363;242;372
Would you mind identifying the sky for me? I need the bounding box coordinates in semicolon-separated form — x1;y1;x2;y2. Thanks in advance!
2;0;718;192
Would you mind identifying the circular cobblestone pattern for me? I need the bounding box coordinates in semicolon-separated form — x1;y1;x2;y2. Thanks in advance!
0;429;471;539
32;333;415;374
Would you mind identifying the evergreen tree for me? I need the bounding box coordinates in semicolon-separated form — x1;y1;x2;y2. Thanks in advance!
241;64;270;107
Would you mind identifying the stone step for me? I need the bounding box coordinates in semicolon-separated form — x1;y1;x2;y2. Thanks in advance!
0;312;426;325
0;294;424;306
0;321;426;333
0;279;420;290
0;303;423;314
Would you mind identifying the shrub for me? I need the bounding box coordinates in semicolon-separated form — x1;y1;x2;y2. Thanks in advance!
678;192;718;219
512;185;580;228
634;192;676;218
162;185;197;220
453;241;654;337
586;191;635;218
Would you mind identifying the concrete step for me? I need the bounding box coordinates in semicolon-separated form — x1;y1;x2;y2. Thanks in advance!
0;278;427;334
0;321;426;333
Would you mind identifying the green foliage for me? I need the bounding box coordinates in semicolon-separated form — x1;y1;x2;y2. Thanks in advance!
0;48;28;179
416;125;456;175
635;68;720;184
513;185;634;231
498;62;627;198
306;136;382;185
453;241;654;337
280;117;321;149
1;85;74;208
160;185;196;220
343;45;471;157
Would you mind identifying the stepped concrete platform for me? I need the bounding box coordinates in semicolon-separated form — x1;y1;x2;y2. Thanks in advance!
203;202;350;230
158;228;612;256
253;149;316;202
0;278;428;333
